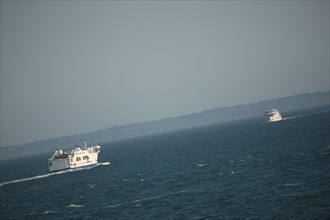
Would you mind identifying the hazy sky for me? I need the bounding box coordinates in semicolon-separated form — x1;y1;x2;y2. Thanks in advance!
1;1;329;147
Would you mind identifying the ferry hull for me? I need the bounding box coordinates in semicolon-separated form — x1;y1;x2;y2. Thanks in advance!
49;163;98;173
267;117;282;122
70;162;98;171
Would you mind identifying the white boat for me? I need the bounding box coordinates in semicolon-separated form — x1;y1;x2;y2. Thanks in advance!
264;108;282;122
48;142;100;172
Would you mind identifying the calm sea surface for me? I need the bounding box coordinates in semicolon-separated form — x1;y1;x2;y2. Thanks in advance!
1;108;329;219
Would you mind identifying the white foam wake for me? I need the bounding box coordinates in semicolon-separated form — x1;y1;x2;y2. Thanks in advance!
0;169;72;187
98;162;110;166
284;110;328;121
0;161;110;187
65;204;85;208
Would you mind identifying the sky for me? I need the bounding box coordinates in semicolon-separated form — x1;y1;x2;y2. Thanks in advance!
1;1;329;147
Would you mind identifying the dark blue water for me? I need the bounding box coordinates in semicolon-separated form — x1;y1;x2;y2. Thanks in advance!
1;109;329;219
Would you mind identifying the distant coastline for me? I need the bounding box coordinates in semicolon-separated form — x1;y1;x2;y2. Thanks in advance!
1;91;329;160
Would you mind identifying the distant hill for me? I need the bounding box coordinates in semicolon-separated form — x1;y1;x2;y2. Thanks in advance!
1;91;329;160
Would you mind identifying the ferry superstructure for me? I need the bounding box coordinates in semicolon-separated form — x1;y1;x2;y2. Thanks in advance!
48;142;100;172
264;108;282;122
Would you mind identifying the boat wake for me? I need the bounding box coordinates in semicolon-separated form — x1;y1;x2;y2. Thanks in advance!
98;162;110;166
283;110;327;121
0;170;72;187
0;161;110;187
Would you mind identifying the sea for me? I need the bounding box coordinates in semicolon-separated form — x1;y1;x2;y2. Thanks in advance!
1;107;329;220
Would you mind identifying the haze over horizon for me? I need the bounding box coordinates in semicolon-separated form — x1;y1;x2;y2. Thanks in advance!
1;1;329;147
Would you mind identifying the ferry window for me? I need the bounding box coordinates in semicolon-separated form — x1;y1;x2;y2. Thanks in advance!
48;162;52;166
83;156;89;160
76;157;81;161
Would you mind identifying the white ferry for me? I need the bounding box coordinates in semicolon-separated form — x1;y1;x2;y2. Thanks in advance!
48;142;100;172
264;108;282;122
